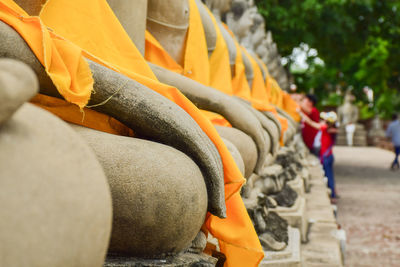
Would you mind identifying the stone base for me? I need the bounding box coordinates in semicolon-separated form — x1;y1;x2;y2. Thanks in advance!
301;158;344;267
104;252;218;267
287;175;305;196
301;222;343;267
270;197;308;243
260;227;301;267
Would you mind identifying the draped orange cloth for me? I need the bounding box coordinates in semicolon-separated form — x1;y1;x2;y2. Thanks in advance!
258;59;300;122
241;48;289;139
145;0;209;86
282;92;301;122
222;25;252;102
145;0;230;127
0;0;92;109
39;0;263;266
204;6;233;96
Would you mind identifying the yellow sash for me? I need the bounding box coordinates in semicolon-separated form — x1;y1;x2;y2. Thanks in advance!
39;0;263;265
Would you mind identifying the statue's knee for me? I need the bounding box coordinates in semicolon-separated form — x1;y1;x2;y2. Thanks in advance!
0;104;112;267
72;126;208;257
215;125;257;178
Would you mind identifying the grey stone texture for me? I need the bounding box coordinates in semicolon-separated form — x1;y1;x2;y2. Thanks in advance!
215;125;257;178
0;58;38;125
0;104;112;267
104;252;217;267
106;0;147;55
222;137;245;176
149;63;269;175
73;126;208;257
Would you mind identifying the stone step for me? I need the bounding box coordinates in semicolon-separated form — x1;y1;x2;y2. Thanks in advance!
300;162;344;267
301;223;343;267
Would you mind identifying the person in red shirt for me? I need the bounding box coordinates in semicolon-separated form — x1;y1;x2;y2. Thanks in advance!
300;110;338;201
300;94;320;154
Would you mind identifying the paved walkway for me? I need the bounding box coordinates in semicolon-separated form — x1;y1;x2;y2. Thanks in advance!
334;146;400;267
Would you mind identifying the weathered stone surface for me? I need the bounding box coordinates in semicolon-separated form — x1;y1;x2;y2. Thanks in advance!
255;164;286;195
188;231;207;254
104;252;217;267
73;125;208;257
248;108;278;154
0;104;112;267
13;0;46;16
261;227;301;267
302;162;343;267
0;21;226;218
0;58;38;125
271;184;298;208
106;0;147;55
271;196;308;243
215;125;257;178
149;63;269;175
221;137;245;176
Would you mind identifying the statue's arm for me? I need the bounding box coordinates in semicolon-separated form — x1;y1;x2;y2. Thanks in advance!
148;62;269;173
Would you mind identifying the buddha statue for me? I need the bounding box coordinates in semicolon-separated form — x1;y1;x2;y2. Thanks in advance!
145;0;272;176
0;58;112;266
1;0;226;261
2;0;269;264
337;91;360;146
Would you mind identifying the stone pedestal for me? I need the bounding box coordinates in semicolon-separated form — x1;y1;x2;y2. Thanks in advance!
104;252;218;267
336;124;367;146
270;197;308;243
260;227;301;267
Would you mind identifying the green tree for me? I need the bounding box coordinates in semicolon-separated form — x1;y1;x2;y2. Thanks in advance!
256;0;400;118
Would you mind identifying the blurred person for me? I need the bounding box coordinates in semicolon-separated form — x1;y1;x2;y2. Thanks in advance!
386;114;400;170
300;94;320;155
300;110;338;201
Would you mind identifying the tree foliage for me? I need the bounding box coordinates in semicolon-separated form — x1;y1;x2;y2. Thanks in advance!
256;0;400;118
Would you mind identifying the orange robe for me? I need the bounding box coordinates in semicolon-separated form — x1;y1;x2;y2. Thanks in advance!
205;6;233;96
220;24;252;102
38;0;263;266
145;0;231;127
282;92;301;122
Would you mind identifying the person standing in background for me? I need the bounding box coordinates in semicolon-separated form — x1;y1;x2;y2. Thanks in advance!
301;94;320;155
299;110;338;202
386;114;400;170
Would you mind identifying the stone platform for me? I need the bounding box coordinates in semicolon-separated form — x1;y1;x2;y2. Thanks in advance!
261;227;301;267
336;124;367;146
104;252;217;267
271;196;308;243
300;156;344;267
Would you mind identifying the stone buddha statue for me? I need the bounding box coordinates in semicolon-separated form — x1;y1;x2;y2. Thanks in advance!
337;91;360;146
145;0;273;176
2;0;229;263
